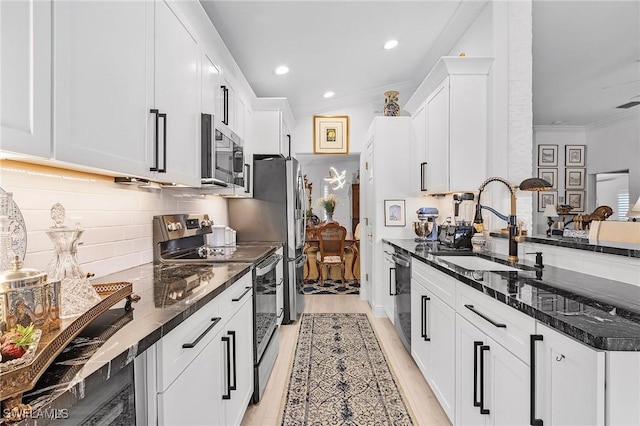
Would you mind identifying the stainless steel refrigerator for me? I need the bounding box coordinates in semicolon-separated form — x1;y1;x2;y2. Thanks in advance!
228;155;306;323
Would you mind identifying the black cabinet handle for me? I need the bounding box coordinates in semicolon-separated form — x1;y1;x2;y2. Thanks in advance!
244;163;251;193
530;334;544;425
389;267;396;296
420;162;428;191
421;295;431;341
287;134;291;159
158;112;167;173
149;109;167;173
182;317;221;349
150;109;160;172
228;331;237;391
465;304;507;328
221;85;229;125
232;286;252;302
473;341;482;408
222;334;231;400
480;344;490;415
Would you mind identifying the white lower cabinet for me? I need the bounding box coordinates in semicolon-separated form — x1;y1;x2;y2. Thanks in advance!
532;323;605;425
410;263;455;422
158;321;224;425
155;273;253;426
456;314;529;426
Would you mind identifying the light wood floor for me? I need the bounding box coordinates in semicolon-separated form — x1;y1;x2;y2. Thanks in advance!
241;295;451;426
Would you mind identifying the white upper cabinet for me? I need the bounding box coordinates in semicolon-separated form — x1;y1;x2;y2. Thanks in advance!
252;109;290;157
53;0;151;177
202;54;221;116
0;0;52;158
407;57;493;194
53;0;201;186
152;0;200;186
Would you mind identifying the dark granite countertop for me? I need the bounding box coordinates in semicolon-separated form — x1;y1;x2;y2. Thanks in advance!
489;232;640;258
4;242;281;425
383;239;640;351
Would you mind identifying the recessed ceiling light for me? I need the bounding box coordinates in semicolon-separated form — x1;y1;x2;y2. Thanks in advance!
384;40;398;50
275;65;289;75
323;91;335;99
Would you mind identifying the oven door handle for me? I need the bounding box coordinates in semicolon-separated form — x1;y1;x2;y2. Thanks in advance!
294;254;308;268
391;253;411;267
255;253;283;276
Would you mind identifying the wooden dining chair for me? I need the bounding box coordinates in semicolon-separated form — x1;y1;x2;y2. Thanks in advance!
316;222;347;285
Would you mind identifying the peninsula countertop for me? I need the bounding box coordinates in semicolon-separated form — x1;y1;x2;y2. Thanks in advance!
6;243;281;425
383;239;640;351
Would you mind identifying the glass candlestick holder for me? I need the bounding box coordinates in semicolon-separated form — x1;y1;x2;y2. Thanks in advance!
45;203;101;318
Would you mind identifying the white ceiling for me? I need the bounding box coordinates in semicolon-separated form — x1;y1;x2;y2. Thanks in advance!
201;1;640;127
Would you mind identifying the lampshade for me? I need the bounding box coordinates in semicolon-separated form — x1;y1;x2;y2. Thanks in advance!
627;196;640;219
543;204;558;217
519;177;553;191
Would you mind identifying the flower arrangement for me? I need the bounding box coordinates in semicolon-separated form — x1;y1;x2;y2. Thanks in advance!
317;194;339;215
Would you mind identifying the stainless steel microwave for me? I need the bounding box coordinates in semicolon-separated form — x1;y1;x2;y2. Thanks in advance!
201;114;244;187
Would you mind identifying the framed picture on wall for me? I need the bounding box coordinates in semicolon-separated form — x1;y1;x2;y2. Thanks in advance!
565;168;585;189
384;199;405;226
313;115;350;154
565;190;585;212
565;145;586;167
538;191;557;212
538;144;558;167
538;168;558;189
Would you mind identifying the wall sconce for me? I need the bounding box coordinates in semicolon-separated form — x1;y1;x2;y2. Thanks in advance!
324;167;346;189
543;204;558;236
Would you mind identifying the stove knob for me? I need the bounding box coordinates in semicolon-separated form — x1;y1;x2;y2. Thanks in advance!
166;222;176;231
175;222;183;230
201;220;212;228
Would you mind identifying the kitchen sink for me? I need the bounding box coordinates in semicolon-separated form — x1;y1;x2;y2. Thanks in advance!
437;256;520;272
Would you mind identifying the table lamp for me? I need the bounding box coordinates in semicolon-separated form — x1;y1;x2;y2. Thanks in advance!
543;204;558;236
627;197;640;222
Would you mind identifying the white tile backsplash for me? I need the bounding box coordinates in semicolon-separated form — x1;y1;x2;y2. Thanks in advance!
1;162;228;278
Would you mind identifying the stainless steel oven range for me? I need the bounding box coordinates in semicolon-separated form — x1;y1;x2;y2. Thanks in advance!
152;213;281;403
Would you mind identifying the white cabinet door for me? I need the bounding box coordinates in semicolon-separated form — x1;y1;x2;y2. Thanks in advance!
425;77;450;194
412;278;455;422
1;0;51;158
53;0;150;176
382;244;395;322
235;97;245;139
411;101;427;193
202;53;220;116
153;0;200;186
427;289;456;421
533;323;605;425
456;315;529;426
221;292;254;426
252;110;288;156
220;78;236;130
158;323;223;426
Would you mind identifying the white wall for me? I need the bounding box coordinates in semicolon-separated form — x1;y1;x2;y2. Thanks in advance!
0;161;228;279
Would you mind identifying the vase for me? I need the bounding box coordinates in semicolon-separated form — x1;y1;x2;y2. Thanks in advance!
325;211;334;222
383;90;400;116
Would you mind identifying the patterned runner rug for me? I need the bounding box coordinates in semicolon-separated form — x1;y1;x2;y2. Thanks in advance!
281;313;414;425
303;279;360;295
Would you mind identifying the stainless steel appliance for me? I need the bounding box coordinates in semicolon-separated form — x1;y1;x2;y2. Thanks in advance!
228;155;307;324
392;247;412;352
152;213;280;403
201;114;246;189
438;224;473;249
414;207;439;242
